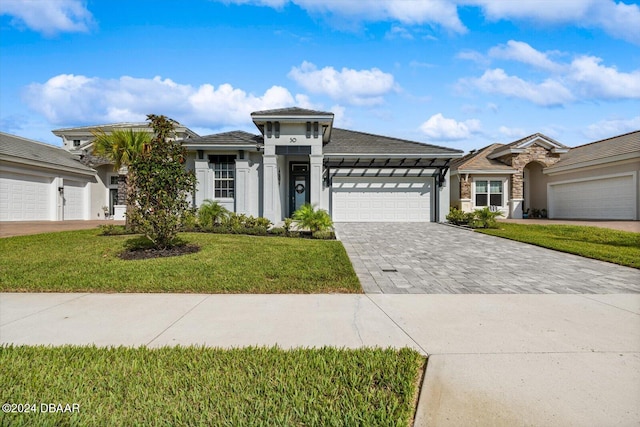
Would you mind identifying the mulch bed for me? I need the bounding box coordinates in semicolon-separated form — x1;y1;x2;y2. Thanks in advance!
118;244;201;260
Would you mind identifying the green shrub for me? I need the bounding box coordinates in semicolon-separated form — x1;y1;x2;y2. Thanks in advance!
198;200;229;227
472;207;503;228
180;207;200;231
446;207;476;226
270;227;286;236
292;204;333;233
312;230;335;240
98;224;131;236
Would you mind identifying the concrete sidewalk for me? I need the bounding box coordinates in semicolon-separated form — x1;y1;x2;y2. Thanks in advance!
1;293;639;426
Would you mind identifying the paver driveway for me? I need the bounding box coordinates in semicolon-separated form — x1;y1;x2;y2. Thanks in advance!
335;223;640;294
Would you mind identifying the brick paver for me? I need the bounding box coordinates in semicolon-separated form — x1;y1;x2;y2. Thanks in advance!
335;223;640;294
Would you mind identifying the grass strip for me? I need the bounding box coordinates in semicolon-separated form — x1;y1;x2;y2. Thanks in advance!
0;230;361;293
476;223;640;269
0;345;423;426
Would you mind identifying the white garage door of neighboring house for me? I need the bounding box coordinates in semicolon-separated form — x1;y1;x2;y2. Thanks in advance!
332;177;433;222
0;172;52;221
549;174;636;220
63;180;87;220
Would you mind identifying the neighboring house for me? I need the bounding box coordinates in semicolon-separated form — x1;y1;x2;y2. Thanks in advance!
450;131;640;220
0;132;96;221
52;122;199;220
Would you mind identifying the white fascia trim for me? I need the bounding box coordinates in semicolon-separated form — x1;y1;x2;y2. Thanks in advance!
0;156;96;177
547;170;636;187
325;153;462;159
251;116;334;123
544;153;640;175
487;148;524;159
452;169;516;176
184;145;259;150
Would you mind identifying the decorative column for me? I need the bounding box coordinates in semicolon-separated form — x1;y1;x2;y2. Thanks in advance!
234;157;251;215
194;159;209;207
460;174;472;212
510;172;524;219
309;154;324;208
262;154;279;223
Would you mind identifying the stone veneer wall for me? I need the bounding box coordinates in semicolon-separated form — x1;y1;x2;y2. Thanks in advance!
460;175;472;199
496;145;562;199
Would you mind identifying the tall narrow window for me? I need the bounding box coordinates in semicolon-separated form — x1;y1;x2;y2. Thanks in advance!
313;122;319;138
266;122;273;138
489;181;503;206
306;121;311;138
274;121;280;138
475;180;488;206
210;155;235;198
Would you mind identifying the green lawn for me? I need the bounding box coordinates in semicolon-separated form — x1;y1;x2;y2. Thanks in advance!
476;223;640;269
0;230;361;293
0;345;424;426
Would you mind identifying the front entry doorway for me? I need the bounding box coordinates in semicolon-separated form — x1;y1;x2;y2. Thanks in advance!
289;163;310;216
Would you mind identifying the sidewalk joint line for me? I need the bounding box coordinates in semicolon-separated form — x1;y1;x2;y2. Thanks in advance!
0;293;89;327
145;295;211;346
579;294;640;316
364;294;429;356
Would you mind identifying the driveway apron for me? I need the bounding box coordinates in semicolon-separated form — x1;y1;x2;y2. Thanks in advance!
334;222;640;294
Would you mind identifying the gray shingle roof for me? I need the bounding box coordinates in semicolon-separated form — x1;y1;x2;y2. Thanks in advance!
323;128;464;156
251;107;334;117
547;130;640;170
0;132;95;174
183;131;263;145
451;143;515;171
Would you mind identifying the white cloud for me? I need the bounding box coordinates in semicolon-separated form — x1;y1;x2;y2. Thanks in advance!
419;113;481;141
488;40;563;72
569;55;640;99
584;116;640;140
221;0;466;32
288;61;396;106
0;0;94;35
23;74;313;127
461;68;574;106
498;126;526;139
468;0;640;44
385;25;414;40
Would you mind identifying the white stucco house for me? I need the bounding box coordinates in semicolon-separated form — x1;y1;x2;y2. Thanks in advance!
450;130;640;220
1;107;464;223
183;108;462;223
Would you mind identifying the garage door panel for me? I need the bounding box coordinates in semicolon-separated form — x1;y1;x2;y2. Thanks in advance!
0;172;52;221
332;177;433;222
550;175;635;220
63;180;86;220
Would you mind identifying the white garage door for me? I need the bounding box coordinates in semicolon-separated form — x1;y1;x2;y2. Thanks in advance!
63;180;87;220
549;175;636;220
332;177;433;222
0;172;52;221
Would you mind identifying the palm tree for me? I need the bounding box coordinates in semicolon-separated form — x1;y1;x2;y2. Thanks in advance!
91;128;152;225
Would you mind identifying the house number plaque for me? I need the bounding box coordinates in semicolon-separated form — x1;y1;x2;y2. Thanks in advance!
290;137;297;143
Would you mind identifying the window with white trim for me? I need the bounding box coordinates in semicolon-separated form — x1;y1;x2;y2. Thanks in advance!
210;155;235;198
475;180;503;207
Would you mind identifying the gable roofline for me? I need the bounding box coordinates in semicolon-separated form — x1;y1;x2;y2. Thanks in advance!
182;130;263;150
488;133;569;159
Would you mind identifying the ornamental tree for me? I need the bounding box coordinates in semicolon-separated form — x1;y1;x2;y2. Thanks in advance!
127;114;196;249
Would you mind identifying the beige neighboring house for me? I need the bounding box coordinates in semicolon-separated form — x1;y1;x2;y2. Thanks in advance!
450;130;640;220
52;122;199;220
0;132;96;221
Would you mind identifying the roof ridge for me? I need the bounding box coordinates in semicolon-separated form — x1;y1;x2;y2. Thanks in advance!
571;129;640;150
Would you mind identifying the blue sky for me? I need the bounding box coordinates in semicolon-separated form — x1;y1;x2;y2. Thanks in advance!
1;0;639;152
